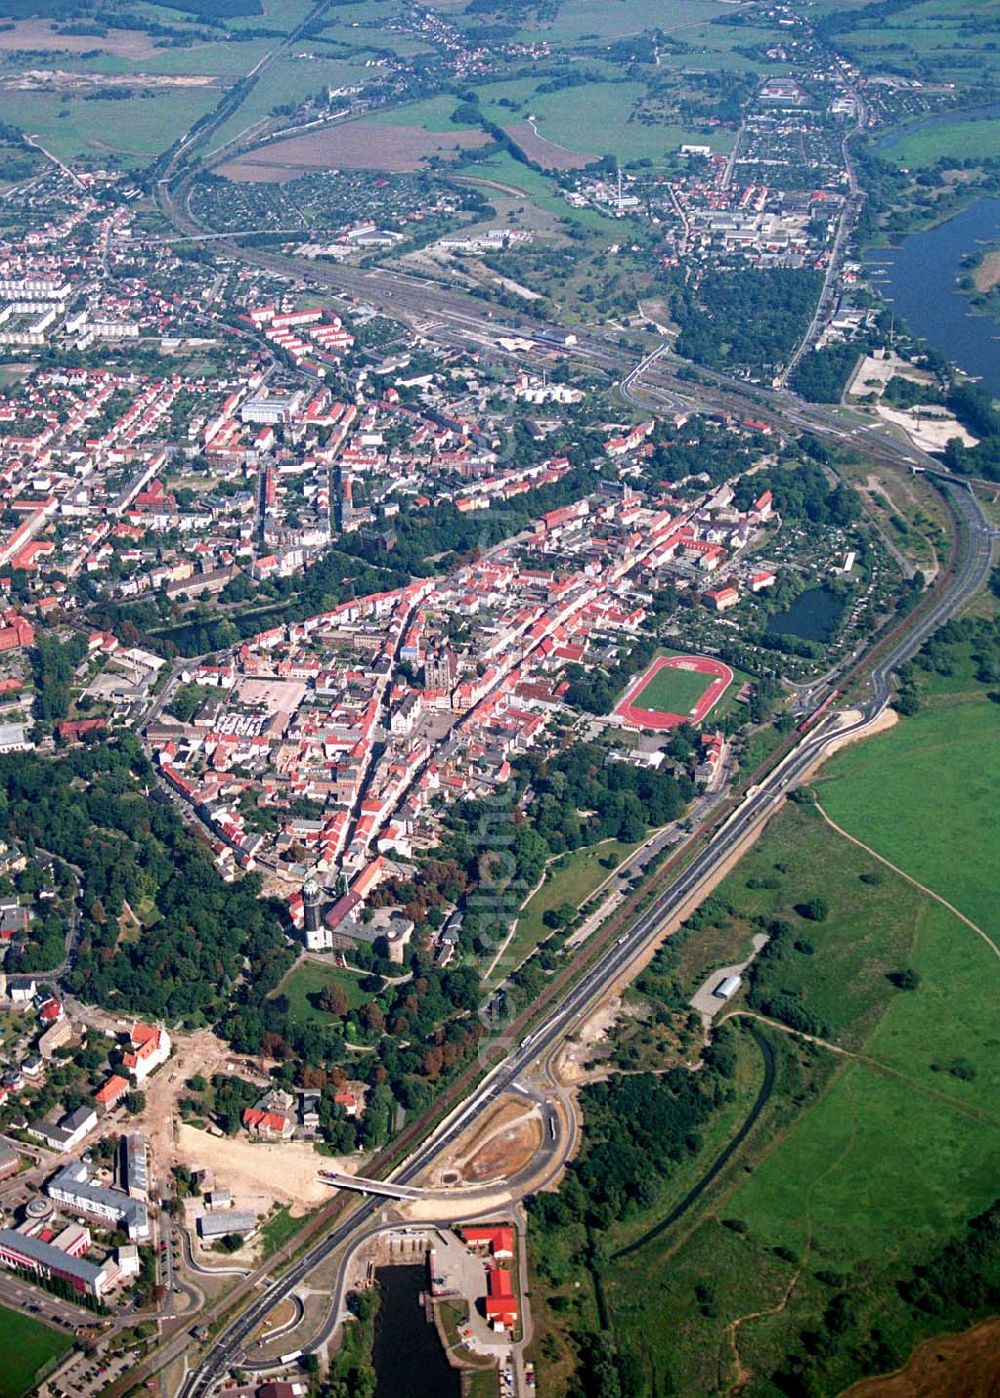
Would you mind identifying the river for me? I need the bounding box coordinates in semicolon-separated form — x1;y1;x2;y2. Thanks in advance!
371;1265;461;1398
865;196;1000;397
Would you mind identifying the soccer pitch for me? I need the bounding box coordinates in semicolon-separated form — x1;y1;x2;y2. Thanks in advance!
632;663;713;716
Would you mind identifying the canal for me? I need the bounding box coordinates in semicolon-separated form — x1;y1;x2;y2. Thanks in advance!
371;1264;461;1398
865;196;1000;397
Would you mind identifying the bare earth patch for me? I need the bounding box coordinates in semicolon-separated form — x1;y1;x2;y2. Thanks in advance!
973;249;1000;294
175;1122;333;1212
875;403;978;453
127;1026;237;1172
557;995;624;1086
842;1315;1000;1398
219;121;489;181
427;1095;543;1186
463;1116;543;1183
0;19;161;58
504;120;594;170
0;69;217;92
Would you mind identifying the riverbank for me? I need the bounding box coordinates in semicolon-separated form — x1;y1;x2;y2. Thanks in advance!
959;241;1000;328
864;197;1000;396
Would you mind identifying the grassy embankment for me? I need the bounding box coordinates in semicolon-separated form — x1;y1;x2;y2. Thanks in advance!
527;617;1000;1395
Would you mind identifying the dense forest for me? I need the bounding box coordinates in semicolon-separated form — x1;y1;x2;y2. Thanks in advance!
942;382;1000;482
0;737;293;1022
732;457;861;528
670;268;824;378
789;343;860;403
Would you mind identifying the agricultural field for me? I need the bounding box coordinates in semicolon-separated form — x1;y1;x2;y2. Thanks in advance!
525;80;735;163
0;1307;71;1398
369;95;468;134
511;0;721;44
205;52;373;155
405;78;733;165
809;0;1000;93
0;85;221;166
218;116;489;179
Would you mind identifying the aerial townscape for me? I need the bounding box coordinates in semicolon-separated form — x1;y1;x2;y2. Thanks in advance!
0;0;996;1396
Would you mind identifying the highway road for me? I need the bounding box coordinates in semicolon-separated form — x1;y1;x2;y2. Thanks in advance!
137;103;999;1395
173;472;992;1398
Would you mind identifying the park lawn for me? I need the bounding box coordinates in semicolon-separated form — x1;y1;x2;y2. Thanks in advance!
0;1306;72;1398
631;663;712;717
816;699;1000;939
281;960;369;1024
467;1369;501;1398
492;839;639;984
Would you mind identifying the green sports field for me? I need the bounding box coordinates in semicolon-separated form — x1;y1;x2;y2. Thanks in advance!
630;663;712;716
0;1306;71;1398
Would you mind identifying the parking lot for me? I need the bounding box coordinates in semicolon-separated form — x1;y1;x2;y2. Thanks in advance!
39;1347;137;1398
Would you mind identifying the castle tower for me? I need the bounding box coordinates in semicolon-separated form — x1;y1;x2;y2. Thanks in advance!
302;879;326;950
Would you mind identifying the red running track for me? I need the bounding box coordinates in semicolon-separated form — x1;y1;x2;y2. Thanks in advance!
614;655;734;732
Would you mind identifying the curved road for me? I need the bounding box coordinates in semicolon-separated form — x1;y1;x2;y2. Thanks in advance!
175;470;991;1397
139;91;998;1393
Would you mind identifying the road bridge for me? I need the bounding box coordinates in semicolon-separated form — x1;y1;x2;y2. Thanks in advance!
317;1170;429;1202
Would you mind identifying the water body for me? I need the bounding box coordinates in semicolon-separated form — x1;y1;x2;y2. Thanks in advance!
767;587;844;643
371;1265;461;1398
865;197;1000;397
